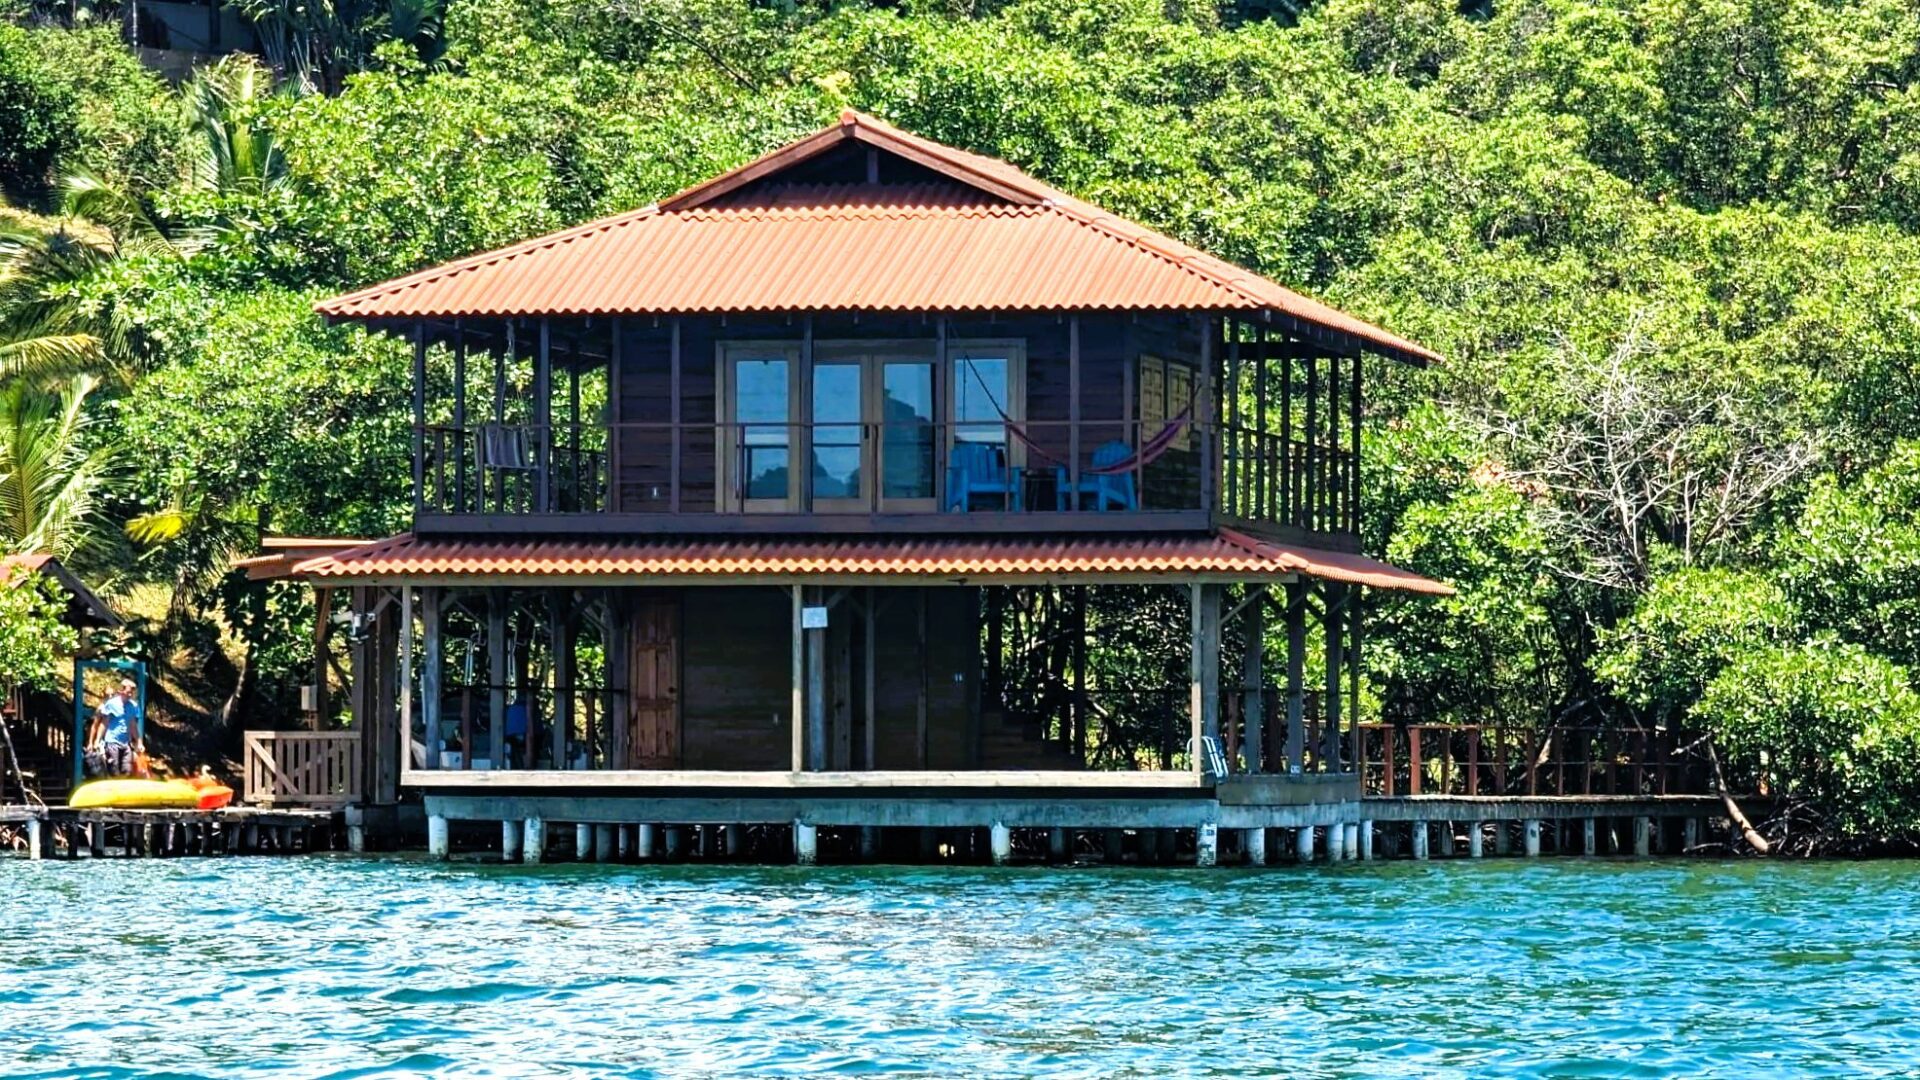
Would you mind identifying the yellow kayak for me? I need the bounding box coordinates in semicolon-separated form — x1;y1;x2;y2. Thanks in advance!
69;778;203;810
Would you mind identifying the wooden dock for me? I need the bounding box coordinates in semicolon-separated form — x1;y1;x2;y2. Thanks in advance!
2;805;338;860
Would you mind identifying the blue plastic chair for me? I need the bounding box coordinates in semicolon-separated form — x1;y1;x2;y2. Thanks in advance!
945;441;1022;510
1055;440;1138;511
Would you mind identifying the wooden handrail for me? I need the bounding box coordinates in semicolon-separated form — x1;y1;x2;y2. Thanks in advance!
242;730;361;809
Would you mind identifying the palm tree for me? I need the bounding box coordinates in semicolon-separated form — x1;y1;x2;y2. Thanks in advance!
185;55;290;199
0;375;120;564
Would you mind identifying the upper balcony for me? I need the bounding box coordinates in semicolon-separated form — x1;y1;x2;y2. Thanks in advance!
401;310;1364;545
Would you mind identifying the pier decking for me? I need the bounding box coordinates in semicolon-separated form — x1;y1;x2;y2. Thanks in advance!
3;805;338;860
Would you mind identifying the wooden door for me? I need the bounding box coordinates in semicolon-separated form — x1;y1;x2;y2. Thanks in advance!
626;594;681;768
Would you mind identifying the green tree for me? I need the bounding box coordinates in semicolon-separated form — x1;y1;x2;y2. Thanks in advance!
0;375;120;566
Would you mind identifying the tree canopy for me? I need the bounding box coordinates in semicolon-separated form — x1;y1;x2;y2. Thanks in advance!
2;0;1918;845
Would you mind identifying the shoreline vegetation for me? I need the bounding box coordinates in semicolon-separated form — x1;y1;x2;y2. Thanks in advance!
1;0;1917;855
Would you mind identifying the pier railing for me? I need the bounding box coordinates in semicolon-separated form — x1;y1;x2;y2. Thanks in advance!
1356;723;1711;798
243;730;362;808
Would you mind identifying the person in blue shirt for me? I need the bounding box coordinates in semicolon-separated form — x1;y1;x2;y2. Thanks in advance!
85;677;144;778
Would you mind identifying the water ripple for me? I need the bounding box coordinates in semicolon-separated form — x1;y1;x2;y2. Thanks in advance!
3;858;1918;1077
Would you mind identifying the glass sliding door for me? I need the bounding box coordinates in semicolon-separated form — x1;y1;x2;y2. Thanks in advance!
877;358;935;509
725;349;796;511
811;359;866;511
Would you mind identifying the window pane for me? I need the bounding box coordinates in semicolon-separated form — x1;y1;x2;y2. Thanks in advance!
881;361;934;499
812;363;863;499
734;358;788;501
953;356;1009;445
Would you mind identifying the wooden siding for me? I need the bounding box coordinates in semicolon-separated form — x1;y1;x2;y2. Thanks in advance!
677;584;975;770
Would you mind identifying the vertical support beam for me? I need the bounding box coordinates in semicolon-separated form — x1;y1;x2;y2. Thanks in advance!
636;823;656;860
1524;819;1542;857
1195;823;1219;868
487;593;507;771
863;588;877;770
806;588;827;772
989;821;1012;866
399;585;415;773
1411;821;1429;860
832;602;852;771
1188;582;1218;773
1243;827;1267;867
452;320;467;512
550;590;574;770
793;820;817;865
916;588;930;768
1359;821;1375;861
798;314;814;510
1322;584;1347;771
1342;822;1359;861
26;816;41;860
594;824;615;863
411;322;426;513
790;585;804;772
1068;315;1081;503
1197;315;1217;511
604;590;628;770
1633;816;1651;857
1047;827;1069;863
1682;817;1700;854
534;318;552;513
933;317;949;510
858;826;879;860
421;588;443;769
500;819;523;862
1241;585;1266;773
1468;822;1484;858
1072;585;1088;761
1350;349;1363;534
1284;581;1307;772
427;814;449;859
1583;817;1598;856
1295;824;1316;863
669;317;682;513
522;818;545;864
574;822;592;860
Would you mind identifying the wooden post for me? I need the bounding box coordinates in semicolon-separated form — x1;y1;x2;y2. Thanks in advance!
1241;586;1266;772
1322;583;1346;771
1189;582;1220;773
1284;581;1306;772
534;318;552;512
916;588;929;768
486;593;507;771
806;588;827;772
863;588;877;770
550;590;574;770
399;586;415;773
670;318;684;512
422;588;443;769
1072;585;1087;761
832;605;852;771
791;585;804;772
798;314;814;510
1068;316;1081;506
411;323;426;512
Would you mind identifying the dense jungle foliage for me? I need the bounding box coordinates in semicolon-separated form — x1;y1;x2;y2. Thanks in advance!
1;0;1918;848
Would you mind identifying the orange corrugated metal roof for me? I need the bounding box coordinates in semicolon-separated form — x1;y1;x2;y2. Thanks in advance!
286;530;1452;594
315;110;1437;366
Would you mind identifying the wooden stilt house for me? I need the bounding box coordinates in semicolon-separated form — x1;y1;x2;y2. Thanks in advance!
263;111;1451;860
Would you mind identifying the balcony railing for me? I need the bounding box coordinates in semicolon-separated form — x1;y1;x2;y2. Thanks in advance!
417;420;1356;535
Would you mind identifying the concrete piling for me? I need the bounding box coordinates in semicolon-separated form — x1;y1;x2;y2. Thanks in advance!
794;820;818;865
1633;816;1651;857
1342;822;1360;861
427;815;450;860
1244;827;1268;867
1411;821;1429;860
594;824;615;863
1195;823;1218;868
636;824;656;860
523;818;546;864
1523;819;1542;857
1359;821;1375;861
502;820;524;862
1468;822;1485;858
1047;827;1068;863
1582;818;1597;856
989;822;1012;866
1296;825;1316;863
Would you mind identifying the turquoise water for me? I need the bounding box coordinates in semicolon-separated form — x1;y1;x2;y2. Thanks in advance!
3;858;1918;1078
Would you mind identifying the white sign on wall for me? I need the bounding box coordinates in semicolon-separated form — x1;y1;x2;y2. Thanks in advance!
802;606;829;630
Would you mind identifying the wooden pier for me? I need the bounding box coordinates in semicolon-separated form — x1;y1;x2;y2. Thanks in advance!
2;805;338;860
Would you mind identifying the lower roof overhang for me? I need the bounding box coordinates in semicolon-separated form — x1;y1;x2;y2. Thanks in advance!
246;527;1452;594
